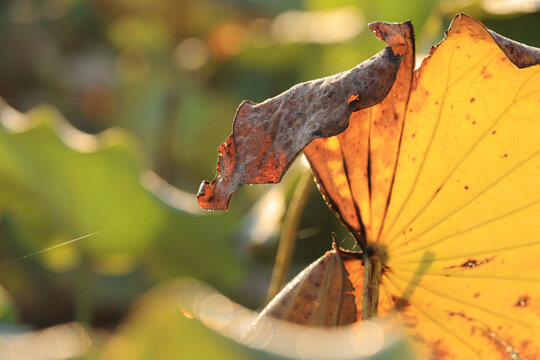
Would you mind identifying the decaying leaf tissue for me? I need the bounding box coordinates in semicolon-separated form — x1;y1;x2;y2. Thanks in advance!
199;14;540;360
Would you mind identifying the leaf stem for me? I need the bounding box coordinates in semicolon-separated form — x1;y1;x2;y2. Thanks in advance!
362;249;382;320
266;170;313;304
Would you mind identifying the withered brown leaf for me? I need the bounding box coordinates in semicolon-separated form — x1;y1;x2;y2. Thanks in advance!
246;240;357;331
197;21;410;210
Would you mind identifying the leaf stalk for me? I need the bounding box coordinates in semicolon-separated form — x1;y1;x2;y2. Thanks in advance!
362;249;382;320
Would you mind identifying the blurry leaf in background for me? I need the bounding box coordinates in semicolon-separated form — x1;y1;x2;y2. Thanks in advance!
0;98;245;327
97;279;261;360
0;98;176;259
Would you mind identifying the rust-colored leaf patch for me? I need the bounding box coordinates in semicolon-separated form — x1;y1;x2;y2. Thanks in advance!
197;22;409;210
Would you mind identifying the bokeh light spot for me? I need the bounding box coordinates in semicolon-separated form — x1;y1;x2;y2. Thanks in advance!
174;38;209;70
208;23;248;59
198;294;234;330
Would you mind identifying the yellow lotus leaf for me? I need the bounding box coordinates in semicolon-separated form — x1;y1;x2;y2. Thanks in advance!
378;17;539;359
199;14;540;360
316;15;540;359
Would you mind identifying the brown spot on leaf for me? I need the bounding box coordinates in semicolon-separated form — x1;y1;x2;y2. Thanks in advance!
447;311;474;321
515;296;529;307
464;259;477;268
480;66;493;79
428;339;450;360
444;256;496;269
392;295;410;311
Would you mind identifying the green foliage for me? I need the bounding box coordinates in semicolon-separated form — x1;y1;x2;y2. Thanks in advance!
0;100;244;328
0;105;164;257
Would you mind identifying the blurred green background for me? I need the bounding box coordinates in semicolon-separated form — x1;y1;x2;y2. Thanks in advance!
0;0;538;358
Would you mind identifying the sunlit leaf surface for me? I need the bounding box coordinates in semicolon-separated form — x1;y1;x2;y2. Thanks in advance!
200;13;540;359
338;16;540;359
377;15;540;359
